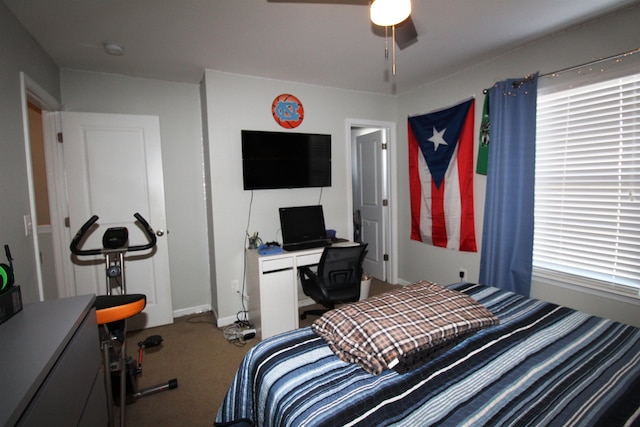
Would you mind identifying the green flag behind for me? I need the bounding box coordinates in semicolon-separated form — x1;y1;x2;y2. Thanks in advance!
476;93;490;175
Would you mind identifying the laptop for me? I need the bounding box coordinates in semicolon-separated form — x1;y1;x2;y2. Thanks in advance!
279;205;331;252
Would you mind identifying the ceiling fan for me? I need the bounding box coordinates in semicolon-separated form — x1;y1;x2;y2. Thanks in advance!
266;0;418;50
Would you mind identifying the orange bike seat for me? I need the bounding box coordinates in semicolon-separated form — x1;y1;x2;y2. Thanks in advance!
94;294;146;325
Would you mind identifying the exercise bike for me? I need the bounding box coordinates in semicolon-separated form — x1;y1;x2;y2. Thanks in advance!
70;213;177;427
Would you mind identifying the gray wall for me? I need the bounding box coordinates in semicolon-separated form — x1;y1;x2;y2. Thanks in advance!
60;70;210;316
201;71;397;324
0;3;60;303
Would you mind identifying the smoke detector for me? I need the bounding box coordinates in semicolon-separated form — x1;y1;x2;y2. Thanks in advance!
103;41;124;56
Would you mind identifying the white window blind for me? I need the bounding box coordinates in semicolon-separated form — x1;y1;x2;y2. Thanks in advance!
534;72;640;298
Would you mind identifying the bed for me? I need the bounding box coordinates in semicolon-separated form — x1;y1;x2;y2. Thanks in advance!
215;282;640;426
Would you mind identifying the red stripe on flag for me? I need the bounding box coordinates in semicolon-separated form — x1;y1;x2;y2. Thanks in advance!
458;100;477;252
408;122;422;242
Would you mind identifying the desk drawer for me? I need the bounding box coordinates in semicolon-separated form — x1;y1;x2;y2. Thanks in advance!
296;253;322;267
262;257;294;273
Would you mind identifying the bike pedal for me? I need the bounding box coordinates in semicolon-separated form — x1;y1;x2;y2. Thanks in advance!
140;334;163;349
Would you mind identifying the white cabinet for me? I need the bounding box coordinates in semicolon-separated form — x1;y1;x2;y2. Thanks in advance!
246;248;323;340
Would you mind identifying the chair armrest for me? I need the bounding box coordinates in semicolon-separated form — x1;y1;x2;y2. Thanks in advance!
299;267;332;302
299;266;314;280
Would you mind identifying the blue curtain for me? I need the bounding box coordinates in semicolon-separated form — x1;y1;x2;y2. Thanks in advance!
479;75;538;296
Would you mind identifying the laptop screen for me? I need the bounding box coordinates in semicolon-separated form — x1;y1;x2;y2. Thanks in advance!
279;205;327;245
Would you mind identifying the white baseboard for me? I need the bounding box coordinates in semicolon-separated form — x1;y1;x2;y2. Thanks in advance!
215;298;316;328
298;297;314;307
214;288;412;329
173;303;212;319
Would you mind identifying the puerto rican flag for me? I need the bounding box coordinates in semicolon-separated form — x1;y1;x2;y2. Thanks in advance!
408;98;477;252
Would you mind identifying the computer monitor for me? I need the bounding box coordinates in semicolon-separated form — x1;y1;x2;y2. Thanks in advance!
279;205;327;246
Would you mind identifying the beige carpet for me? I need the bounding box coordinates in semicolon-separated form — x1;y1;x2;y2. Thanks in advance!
122;278;398;426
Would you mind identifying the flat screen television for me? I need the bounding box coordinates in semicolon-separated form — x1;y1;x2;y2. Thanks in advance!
241;130;331;190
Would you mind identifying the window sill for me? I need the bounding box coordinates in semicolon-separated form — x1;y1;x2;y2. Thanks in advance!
531;269;640;328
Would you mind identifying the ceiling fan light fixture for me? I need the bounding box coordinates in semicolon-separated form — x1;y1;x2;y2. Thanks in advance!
370;0;411;27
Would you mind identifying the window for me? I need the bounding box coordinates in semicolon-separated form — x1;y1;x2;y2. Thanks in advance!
534;72;640;299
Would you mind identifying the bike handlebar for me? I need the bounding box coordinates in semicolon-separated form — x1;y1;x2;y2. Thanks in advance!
130;212;157;251
69;213;157;256
70;215;101;255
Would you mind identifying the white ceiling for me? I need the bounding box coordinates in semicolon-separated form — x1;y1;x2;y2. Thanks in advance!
4;0;638;95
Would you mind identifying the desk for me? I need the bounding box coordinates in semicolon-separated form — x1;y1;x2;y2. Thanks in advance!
0;294;107;427
246;246;326;340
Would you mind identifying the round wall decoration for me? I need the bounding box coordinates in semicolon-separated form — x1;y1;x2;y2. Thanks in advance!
271;94;304;129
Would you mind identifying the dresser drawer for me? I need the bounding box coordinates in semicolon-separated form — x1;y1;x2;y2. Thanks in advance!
18;310;102;427
78;367;108;427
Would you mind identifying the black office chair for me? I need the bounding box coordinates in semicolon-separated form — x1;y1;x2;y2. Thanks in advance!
299;244;368;319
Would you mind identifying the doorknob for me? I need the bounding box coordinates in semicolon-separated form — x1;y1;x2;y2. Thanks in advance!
156;230;165;237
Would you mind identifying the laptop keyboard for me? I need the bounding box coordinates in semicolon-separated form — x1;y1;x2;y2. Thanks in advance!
283;240;331;252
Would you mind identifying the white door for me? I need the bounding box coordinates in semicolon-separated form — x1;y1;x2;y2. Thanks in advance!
60;112;173;328
353;130;387;280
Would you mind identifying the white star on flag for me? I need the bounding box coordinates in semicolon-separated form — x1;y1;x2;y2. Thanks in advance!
428;127;448;151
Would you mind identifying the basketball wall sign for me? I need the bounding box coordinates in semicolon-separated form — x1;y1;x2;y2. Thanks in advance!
272;94;304;129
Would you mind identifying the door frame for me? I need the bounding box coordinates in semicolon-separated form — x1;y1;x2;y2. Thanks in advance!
41;110;74;298
345;118;398;284
19;72;64;301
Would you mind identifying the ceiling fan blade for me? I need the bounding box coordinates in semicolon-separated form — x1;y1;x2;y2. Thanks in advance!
267;0;369;4
395;16;418;50
371;15;418;49
268;0;419;48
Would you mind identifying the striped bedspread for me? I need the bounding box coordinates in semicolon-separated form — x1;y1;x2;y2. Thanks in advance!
215;283;640;426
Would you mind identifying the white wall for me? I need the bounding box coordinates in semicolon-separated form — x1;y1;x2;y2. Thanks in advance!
395;4;640;327
202;71;396;324
60;70;211;316
0;3;60;304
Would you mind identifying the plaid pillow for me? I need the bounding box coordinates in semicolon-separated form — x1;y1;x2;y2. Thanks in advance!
312;281;499;374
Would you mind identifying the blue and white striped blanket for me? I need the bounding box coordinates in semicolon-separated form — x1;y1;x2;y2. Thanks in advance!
216;283;640;426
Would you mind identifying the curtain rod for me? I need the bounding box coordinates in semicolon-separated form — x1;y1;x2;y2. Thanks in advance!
482;47;640;94
539;46;640;77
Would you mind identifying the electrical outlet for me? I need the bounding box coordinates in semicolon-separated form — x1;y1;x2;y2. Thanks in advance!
231;279;240;294
458;268;467;281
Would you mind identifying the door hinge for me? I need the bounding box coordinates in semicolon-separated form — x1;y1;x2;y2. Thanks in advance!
64;217;70;228
381;143;387;150
382;199;388;207
383;254;389;261
57;132;63;143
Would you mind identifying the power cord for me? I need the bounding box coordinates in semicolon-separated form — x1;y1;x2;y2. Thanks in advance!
235;190;255;324
223;316;256;346
187;310;255;346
